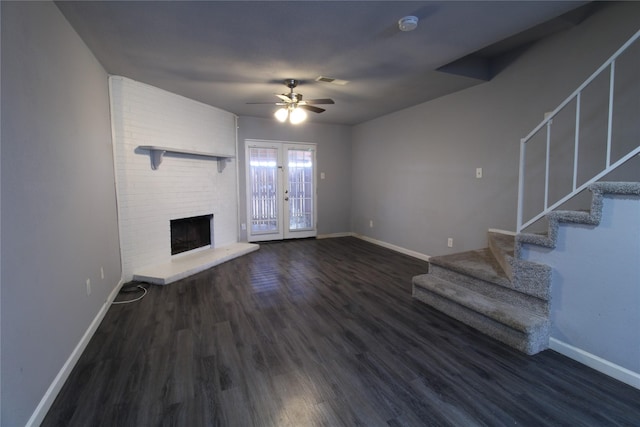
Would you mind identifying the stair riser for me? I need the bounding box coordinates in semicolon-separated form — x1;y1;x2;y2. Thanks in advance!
428;264;548;316
510;260;551;301
488;234;514;281
412;285;549;355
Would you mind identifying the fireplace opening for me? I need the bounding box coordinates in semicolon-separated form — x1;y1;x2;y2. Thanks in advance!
170;214;213;255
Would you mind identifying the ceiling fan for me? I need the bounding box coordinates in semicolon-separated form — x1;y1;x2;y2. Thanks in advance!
248;79;335;123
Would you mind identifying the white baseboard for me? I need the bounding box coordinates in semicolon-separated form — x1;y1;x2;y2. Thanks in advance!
488;228;517;236
26;279;125;427
316;232;354;239
353;234;431;261
550;338;640;389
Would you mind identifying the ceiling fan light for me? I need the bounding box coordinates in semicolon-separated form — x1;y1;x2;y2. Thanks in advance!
289;107;307;124
274;107;289;122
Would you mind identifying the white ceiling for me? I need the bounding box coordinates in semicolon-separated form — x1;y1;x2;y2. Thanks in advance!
56;1;592;125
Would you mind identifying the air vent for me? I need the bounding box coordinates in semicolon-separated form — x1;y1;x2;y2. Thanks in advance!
315;76;349;86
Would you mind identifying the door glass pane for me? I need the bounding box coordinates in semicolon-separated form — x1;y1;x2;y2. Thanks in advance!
288;149;314;230
249;147;279;234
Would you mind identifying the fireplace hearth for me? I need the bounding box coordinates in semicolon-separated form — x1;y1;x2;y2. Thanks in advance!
170;214;213;255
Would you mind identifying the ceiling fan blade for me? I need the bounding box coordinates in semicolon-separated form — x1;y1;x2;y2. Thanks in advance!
246;102;289;106
304;98;335;105
299;105;325;114
275;94;292;103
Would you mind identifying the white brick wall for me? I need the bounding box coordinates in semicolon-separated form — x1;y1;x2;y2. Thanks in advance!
109;76;238;280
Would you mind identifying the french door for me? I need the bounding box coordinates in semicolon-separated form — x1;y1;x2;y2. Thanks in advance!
246;140;317;242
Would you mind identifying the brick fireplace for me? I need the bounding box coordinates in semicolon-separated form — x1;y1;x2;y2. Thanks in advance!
109;76;248;282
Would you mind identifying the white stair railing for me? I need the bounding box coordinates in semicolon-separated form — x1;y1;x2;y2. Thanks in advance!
517;29;640;232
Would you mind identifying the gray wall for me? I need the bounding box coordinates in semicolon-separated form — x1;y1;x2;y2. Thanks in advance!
1;3;121;425
237;117;352;241
351;2;640;257
521;195;640;376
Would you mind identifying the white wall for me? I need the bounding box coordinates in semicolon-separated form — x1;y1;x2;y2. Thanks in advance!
110;76;238;280
1;3;121;425
521;195;640;387
351;2;640;257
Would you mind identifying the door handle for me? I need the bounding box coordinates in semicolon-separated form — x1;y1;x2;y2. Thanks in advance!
284;197;289;201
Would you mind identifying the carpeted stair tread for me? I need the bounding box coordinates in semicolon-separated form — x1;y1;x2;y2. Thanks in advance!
591;181;640;195
412;274;547;333
429;248;512;288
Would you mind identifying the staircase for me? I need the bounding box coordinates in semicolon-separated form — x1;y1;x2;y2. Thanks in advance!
412;231;550;355
412;30;640;356
412;182;640;355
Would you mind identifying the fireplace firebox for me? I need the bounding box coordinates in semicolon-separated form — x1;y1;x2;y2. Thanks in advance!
170;214;213;255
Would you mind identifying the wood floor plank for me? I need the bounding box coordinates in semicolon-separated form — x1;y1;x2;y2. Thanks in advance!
42;237;640;426
272;371;328;427
219;385;254;427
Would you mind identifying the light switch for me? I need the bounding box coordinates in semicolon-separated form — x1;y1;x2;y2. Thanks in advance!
476;168;483;178
320;172;326;180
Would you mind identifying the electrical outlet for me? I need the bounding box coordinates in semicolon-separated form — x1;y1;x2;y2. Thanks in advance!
86;279;92;296
369;220;374;228
100;267;104;280
241;223;246;230
476;168;483;178
320;172;326;180
447;238;453;248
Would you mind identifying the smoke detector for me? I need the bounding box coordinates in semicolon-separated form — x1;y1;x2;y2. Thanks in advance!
398;16;419;32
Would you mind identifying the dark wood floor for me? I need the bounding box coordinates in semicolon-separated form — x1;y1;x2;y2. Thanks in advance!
43;237;640;426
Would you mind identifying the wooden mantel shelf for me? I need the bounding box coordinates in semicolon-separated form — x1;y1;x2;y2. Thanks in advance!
138;145;235;172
